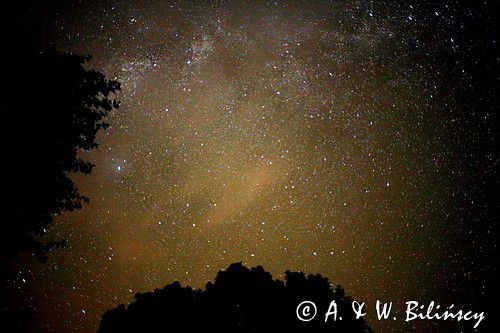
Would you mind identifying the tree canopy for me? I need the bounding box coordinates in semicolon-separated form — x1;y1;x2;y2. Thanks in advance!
99;262;372;333
0;41;120;262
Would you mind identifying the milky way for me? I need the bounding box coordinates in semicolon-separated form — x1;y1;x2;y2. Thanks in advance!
8;1;496;332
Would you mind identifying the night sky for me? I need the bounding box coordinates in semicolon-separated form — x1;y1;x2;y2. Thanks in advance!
5;1;497;332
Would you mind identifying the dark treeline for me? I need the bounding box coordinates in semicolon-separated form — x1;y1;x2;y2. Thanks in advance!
99;262;373;333
0;31;120;265
0;4;120;331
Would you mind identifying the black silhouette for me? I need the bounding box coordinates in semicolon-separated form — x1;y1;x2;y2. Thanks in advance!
0;38;120;262
99;262;372;333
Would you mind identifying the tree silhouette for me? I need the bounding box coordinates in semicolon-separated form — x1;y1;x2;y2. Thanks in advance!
99;262;372;333
0;40;120;262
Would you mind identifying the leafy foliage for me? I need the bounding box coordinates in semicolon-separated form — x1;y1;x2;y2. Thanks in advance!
0;44;120;261
99;262;372;333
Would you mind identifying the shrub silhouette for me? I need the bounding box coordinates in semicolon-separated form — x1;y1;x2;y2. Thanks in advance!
99;262;372;333
0;38;120;262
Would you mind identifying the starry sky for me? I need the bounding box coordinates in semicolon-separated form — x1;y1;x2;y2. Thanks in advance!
5;1;497;332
